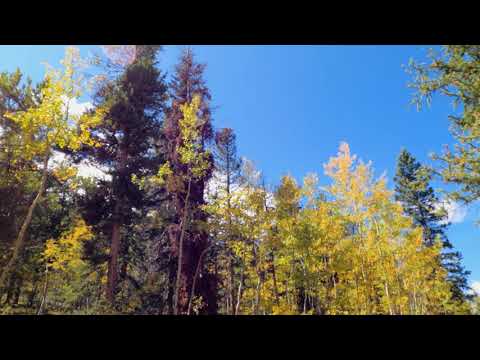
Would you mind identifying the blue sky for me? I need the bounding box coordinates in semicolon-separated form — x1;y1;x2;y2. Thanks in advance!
1;45;479;291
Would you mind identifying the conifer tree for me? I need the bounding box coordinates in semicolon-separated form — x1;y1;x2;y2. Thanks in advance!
212;128;242;314
394;149;471;305
77;45;168;306
394;150;447;247
408;46;480;206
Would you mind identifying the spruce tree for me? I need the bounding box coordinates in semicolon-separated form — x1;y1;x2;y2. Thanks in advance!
394;149;471;304
77;45;168;306
213;128;242;314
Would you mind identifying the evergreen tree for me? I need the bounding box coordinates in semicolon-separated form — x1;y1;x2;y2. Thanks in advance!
1;45;476;316
408;45;480;206
212;128;242;314
394;149;471;304
214;128;242;192
394;150;446;247
77;45;168;306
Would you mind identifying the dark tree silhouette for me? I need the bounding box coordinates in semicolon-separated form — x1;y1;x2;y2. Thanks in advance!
77;45;168;306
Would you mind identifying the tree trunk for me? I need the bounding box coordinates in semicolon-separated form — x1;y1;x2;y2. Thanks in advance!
235;248;247;315
187;245;210;315
0;153;50;296
196;245;218;315
174;178;192;315
271;252;280;306
28;282;38;308
106;146;127;305
9;275;22;306
235;273;244;315
37;264;49;315
3;279;13;306
119;240;129;282
229;255;235;314
12;282;21;306
107;218;121;304
254;276;262;315
226;168;236;314
167;258;176;314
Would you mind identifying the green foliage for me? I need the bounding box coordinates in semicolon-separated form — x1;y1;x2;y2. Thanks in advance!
0;46;474;315
41;218;104;313
394;148;472;308
408;45;480;206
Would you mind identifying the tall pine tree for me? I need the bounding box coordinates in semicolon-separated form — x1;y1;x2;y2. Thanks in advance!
78;45;168;306
394;149;471;304
212;128;242;314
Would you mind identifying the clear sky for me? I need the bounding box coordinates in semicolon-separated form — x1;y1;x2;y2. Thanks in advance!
1;45;478;291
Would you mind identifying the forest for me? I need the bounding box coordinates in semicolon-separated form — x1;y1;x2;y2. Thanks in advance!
0;45;479;315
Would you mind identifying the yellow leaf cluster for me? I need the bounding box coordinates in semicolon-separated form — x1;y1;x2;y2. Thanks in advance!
4;47;103;162
43;218;93;272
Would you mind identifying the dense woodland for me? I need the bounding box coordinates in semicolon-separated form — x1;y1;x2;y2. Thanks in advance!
1;45;479;315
